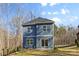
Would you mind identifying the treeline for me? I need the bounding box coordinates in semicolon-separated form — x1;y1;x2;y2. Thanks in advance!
54;24;77;47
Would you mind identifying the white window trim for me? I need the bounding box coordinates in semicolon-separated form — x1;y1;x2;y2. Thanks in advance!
41;38;48;48
27;38;33;46
42;25;50;32
42;25;47;32
37;35;53;37
27;26;32;33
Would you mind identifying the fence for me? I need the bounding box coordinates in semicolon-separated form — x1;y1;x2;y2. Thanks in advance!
0;36;22;56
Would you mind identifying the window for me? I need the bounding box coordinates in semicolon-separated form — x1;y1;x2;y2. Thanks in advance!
47;25;51;31
43;25;47;31
45;39;48;46
27;39;33;45
41;39;48;47
36;25;39;28
42;39;44;46
27;26;32;33
43;25;51;32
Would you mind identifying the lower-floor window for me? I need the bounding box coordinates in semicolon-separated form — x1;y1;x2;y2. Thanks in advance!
27;39;33;45
41;39;48;47
42;39;44;46
45;39;48;46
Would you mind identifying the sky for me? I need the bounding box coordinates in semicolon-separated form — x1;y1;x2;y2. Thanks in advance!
0;3;79;27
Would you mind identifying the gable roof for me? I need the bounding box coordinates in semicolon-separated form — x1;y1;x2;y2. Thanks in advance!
22;17;54;26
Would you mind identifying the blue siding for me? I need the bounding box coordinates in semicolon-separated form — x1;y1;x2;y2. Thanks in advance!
36;36;53;48
36;24;53;35
23;23;54;49
23;36;36;48
48;37;53;48
23;37;26;48
23;25;36;36
23;25;37;48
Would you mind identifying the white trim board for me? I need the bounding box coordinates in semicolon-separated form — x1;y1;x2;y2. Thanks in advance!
23;35;53;37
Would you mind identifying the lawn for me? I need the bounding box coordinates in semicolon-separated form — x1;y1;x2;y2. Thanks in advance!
9;46;79;56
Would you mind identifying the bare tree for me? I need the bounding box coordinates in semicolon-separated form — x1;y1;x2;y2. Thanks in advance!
11;4;35;51
0;4;9;55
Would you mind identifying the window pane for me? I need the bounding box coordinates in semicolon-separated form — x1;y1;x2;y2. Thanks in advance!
27;39;33;45
29;40;33;44
42;39;44;46
45;39;48;46
47;29;50;31
43;26;46;31
27;40;29;44
43;28;46;31
28;28;31;32
43;26;46;28
28;26;32;33
47;25;51;32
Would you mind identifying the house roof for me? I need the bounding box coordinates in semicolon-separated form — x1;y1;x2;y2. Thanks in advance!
22;17;54;26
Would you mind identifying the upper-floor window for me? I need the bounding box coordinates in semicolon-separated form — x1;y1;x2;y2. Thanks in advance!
43;25;47;31
43;25;51;32
27;26;32;33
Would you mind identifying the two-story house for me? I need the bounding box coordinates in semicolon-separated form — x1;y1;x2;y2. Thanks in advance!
22;17;54;50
